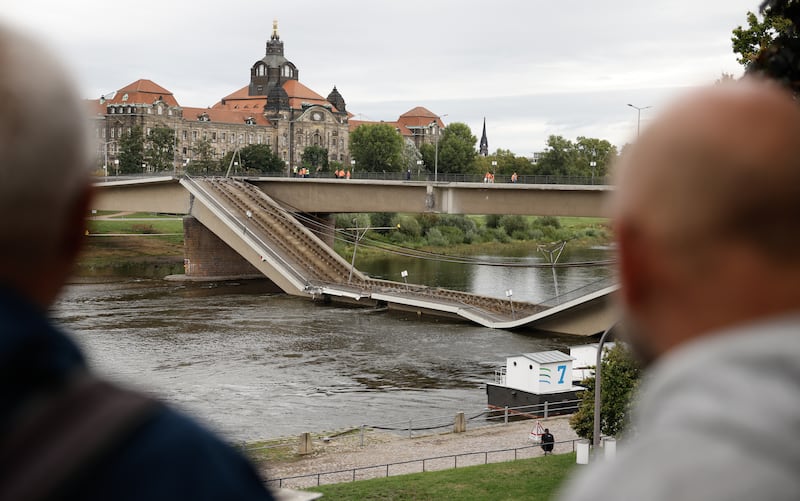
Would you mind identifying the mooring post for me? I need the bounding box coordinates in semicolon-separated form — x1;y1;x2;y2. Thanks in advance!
360;424;365;447
504;406;509;425
454;411;467;433
298;432;312;455
544;401;549;418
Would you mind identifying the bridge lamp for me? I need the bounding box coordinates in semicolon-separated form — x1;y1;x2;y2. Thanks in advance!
505;289;515;319
114;159;119;176
416;159;423;177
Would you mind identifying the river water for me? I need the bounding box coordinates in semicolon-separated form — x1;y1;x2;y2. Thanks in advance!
51;246;614;441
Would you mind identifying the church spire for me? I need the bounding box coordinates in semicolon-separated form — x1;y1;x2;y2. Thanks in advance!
479;117;489;156
272;19;279;40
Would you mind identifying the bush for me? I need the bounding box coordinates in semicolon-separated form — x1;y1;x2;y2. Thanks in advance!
499;215;528;236
392;215;421;238
485;214;502;229
425;227;447;246
440;226;465;245
534;215;561;229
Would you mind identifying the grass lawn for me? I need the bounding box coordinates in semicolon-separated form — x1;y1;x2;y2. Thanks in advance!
87;219;183;234
305;452;578;501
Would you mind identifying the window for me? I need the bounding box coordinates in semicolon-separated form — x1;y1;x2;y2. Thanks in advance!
211;132;217;141
110;128;115;139
221;132;227;142
192;131;198;140
182;130;188;140
257;135;262;144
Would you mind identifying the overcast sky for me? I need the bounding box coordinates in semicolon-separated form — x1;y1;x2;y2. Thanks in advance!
3;0;758;155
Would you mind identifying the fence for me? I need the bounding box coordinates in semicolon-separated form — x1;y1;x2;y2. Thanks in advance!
93;170;611;186
265;438;582;490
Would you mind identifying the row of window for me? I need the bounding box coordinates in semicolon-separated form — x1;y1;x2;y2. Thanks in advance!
107;105;173;116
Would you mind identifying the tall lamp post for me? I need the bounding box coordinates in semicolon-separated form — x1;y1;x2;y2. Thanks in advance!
429;114;448;183
627;103;651;137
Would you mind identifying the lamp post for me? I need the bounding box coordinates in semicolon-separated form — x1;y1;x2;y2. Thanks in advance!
429;114;448;183
627;103;652;137
101;139;116;179
505;289;515;319
593;322;618;450
416;159;423;178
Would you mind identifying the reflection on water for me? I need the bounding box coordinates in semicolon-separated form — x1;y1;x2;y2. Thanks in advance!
53;246;613;441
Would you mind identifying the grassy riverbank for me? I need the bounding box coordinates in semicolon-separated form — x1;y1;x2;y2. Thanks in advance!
75;213;612;278
305;453;577;500
76;212;185;277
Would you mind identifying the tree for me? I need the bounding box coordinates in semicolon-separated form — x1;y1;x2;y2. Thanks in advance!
301;145;329;173
221;144;284;174
534;135;577;176
146;126;175;172
569;343;642;442
475;149;534;178
437;123;477;174
349;123;404;172
400;138;422;174
732;10;793;68
118;125;145;174
187;138;216;175
573;137;618;179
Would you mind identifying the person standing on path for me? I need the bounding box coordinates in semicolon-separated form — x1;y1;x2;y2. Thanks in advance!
557;78;800;500
541;428;555;455
0;21;274;500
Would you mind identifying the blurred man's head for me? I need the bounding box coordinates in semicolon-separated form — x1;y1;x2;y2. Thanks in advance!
0;24;91;308
612;78;800;365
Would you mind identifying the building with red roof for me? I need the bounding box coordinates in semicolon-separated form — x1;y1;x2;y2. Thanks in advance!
87;21;441;175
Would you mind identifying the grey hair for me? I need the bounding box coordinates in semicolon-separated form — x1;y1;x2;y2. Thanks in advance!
0;23;90;261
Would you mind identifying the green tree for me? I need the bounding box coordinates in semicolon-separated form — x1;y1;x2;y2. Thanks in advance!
475;149;534;178
302;145;329;173
187;138;216;175
221;144;283;174
419;143;435;174
732;10;793;68
573;137;618;179
534;135;577;176
437;123;477;174
118;125;145;174
570;343;642;442
349;123;404;172
146;126;175;172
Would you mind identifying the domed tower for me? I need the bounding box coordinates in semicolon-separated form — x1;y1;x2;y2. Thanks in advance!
326;86;346;114
249;20;298;96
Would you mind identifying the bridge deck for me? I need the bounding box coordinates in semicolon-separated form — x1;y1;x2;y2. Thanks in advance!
180;177;615;334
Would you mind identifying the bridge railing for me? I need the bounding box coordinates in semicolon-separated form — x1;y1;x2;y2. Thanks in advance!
538;276;618;309
93;171;612;186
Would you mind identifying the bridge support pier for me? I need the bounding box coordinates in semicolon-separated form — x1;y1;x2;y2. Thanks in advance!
181;216;278;283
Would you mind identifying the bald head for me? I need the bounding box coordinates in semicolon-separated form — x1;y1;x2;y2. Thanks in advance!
0;23;91;306
614;78;800;363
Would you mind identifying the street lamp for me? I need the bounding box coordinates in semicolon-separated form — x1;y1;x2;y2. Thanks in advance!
593;322;619;450
416;159;423;178
627;103;652;137
505;289;515;319
429;114;448;183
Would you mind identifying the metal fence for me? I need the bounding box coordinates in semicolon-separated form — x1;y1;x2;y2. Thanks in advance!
265;437;582;490
93;171;611;186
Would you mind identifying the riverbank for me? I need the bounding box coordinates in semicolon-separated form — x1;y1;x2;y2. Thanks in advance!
248;416;579;490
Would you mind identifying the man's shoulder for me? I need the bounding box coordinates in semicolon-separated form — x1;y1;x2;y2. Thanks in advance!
79;388;274;500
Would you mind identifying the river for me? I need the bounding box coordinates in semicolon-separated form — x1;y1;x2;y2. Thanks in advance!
51;245;614;441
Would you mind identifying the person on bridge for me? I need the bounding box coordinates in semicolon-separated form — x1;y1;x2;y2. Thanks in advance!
0;22;274;500
557;78;800;500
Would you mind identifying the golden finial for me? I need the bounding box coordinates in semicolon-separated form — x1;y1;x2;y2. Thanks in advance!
272;19;278;38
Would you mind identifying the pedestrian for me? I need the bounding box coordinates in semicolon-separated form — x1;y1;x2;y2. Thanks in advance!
0;22;274;500
484;172;490;183
406;168;411;180
557;78;800;500
541;428;555;455
511;172;518;183
346;170;351;179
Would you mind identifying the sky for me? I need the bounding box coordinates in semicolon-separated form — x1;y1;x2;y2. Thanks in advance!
2;0;759;155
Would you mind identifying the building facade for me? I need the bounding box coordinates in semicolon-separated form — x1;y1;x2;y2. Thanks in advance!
88;22;350;175
88;21;444;175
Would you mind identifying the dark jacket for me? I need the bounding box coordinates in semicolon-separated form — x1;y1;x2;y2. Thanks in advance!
0;287;274;500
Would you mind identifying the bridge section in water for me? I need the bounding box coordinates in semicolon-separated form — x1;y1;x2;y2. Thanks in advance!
181;177;615;335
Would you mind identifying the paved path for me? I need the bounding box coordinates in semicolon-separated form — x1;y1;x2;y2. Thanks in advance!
262;416;579;490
